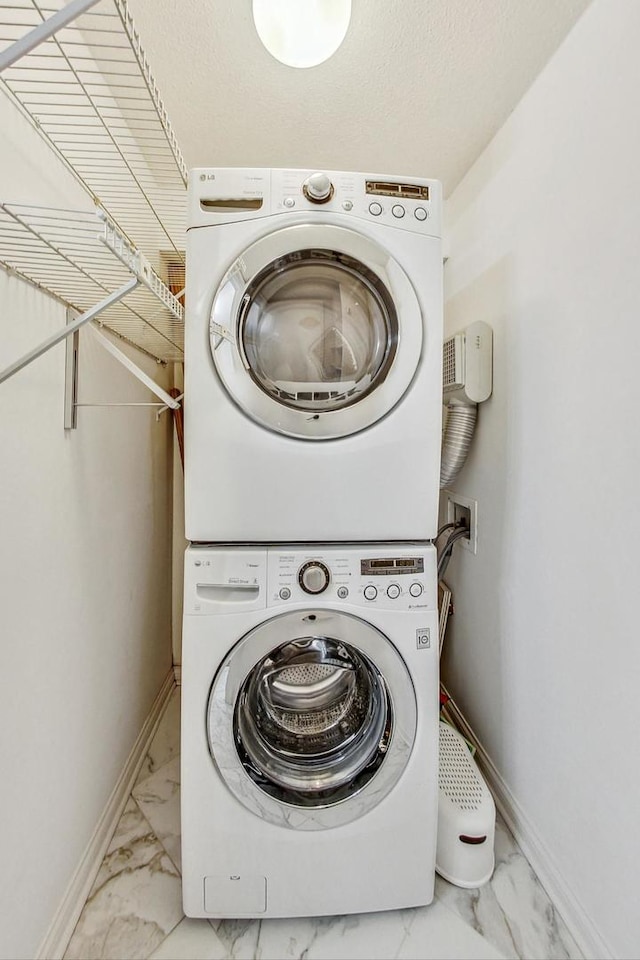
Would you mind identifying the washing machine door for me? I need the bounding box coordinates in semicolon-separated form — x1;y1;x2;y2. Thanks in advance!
207;609;417;830
209;224;423;439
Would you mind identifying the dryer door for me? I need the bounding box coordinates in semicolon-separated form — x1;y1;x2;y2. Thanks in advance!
207;609;417;830
209;224;423;439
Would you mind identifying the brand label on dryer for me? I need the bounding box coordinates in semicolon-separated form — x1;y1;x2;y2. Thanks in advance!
416;628;431;649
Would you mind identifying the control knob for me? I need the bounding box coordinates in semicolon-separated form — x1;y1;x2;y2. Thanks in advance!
303;172;334;204
298;560;331;594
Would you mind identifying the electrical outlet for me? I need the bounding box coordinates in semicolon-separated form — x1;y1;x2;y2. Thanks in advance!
444;491;478;555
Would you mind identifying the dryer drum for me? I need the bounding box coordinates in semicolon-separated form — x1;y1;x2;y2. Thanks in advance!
234;636;393;803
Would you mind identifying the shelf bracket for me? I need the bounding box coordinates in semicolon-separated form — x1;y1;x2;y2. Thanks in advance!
0;0;101;74
88;324;180;410
64;308;79;430
155;392;184;421
0;276;139;386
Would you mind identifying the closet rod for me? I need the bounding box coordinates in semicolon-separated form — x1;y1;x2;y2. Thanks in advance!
0;276;138;386
89;322;179;410
0;0;101;74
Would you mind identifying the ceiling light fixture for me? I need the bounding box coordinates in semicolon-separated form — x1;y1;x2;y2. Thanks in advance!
252;0;351;69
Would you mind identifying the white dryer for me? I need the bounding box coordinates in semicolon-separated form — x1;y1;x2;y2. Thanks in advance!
181;542;439;919
185;168;443;543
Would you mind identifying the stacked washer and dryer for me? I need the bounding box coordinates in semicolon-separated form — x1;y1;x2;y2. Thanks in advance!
181;169;443;919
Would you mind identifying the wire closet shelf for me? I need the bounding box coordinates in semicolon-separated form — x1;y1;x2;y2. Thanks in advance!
0;202;184;362
0;0;187;363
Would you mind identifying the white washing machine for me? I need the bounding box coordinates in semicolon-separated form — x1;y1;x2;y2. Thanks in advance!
185;168;443;543
181;542;439;919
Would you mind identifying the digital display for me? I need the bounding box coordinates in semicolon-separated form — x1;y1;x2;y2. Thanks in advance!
365;181;429;201
361;557;424;576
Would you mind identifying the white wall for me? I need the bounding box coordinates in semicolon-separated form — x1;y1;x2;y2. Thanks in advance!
0;92;174;959
442;2;640;958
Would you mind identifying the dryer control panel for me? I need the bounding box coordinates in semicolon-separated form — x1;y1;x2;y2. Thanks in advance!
272;169;441;238
266;543;437;612
188;167;442;238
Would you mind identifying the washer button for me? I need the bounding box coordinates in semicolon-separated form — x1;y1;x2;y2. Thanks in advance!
283;197;295;208
387;583;401;599
392;204;405;218
279;587;291;600
368;202;382;216
364;584;377;600
337;586;349;599
414;206;428;221
409;582;423;597
342;200;353;211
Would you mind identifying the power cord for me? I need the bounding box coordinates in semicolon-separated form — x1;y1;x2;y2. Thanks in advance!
437;523;470;579
435;520;458;544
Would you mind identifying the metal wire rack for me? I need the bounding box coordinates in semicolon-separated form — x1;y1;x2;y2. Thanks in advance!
0;0;187;279
0;201;184;361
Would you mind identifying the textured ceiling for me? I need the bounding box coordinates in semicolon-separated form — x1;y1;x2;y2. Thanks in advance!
126;0;592;196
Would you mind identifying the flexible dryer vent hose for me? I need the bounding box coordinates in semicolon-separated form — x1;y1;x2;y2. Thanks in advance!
440;401;478;488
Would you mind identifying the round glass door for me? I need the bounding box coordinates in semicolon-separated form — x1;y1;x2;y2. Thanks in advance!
209;224;424;440
238;250;397;413
207;609;417;830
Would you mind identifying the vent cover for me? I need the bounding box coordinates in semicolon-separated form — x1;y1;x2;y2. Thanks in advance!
443;334;464;392
442;322;493;404
438;722;485;811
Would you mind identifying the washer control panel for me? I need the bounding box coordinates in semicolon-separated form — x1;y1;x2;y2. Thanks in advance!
267;544;436;611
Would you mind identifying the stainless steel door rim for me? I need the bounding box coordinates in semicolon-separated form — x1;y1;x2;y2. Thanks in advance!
209;224;424;439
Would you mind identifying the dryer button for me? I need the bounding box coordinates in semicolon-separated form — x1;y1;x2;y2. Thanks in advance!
279;587;291;600
342;200;353;211
392;204;405;218
409;582;423;597
368;202;382;216
364;585;377;600
387;583;401;599
337;586;349;599
283;197;295;208
415;206;428;221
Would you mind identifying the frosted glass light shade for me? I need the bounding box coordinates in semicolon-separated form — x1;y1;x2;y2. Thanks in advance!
252;0;351;68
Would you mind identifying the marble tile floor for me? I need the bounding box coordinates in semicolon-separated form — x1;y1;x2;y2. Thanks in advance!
64;686;583;960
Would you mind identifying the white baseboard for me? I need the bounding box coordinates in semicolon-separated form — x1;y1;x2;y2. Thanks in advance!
36;669;176;960
441;689;613;960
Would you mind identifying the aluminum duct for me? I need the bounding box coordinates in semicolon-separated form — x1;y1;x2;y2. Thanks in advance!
440;401;478;488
